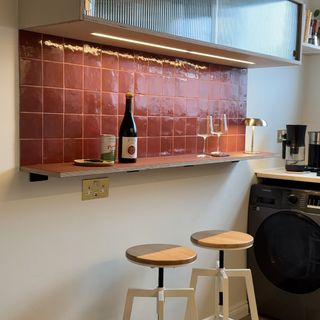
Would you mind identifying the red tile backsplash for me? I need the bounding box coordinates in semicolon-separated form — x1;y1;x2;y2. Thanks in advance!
19;31;247;165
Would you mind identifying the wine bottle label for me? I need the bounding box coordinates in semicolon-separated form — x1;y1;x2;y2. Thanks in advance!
121;137;137;159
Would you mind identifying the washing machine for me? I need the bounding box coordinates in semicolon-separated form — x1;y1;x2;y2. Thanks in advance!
248;183;320;320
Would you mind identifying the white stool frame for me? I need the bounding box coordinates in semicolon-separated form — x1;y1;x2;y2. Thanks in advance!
189;262;259;320
123;265;198;320
123;286;198;320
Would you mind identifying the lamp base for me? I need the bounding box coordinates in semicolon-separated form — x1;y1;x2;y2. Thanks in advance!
243;150;262;154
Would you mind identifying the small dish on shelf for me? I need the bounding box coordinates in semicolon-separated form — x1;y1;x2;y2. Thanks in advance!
74;159;114;167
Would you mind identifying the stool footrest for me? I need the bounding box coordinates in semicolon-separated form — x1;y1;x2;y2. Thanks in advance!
123;287;198;320
190;267;258;320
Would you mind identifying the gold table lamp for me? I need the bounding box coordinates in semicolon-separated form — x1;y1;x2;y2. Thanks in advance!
243;118;267;153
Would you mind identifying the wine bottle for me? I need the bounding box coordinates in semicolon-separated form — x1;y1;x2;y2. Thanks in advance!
118;92;138;163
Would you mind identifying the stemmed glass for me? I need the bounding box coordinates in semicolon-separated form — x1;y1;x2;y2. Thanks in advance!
210;113;229;157
197;115;211;157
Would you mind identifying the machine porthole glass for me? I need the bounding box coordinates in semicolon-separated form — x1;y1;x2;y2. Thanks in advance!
254;211;320;294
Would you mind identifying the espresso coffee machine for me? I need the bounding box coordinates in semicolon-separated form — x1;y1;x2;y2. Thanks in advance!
282;124;307;172
308;131;320;171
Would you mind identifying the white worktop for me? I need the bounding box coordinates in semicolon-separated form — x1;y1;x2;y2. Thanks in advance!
255;168;320;183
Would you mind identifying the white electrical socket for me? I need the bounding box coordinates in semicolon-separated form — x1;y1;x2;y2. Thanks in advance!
82;178;109;201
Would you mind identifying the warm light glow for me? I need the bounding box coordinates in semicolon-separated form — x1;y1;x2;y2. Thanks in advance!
91;32;256;65
91;32;188;53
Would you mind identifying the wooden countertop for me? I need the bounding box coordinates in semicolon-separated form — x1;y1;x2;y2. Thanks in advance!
255;167;320;183
21;152;276;179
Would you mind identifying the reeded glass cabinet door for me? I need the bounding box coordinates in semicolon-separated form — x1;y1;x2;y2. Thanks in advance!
85;0;301;61
216;0;300;61
86;0;217;43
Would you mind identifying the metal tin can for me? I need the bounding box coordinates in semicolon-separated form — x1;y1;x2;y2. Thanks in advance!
100;134;116;163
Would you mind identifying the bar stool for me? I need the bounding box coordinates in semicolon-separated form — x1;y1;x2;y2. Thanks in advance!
189;230;258;320
123;243;199;320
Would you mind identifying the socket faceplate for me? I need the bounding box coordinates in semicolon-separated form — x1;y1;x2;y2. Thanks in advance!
82;178;109;200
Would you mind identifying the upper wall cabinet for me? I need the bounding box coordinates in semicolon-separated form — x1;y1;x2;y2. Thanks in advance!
19;0;304;68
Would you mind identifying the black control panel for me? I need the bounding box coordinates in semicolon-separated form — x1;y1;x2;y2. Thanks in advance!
250;184;320;214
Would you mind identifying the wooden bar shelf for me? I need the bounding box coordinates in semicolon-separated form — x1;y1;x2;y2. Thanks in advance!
21;152;277;181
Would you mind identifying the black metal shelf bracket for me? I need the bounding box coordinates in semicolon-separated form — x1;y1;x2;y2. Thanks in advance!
29;173;48;182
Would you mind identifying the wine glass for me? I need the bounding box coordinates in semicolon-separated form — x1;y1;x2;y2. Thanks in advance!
210;113;229;157
197;115;211;157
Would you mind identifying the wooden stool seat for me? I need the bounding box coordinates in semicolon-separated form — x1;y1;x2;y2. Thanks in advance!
126;243;197;267
123;243;198;320
191;230;254;250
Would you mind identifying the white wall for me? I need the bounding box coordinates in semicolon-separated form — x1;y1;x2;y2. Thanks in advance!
0;1;304;319
301;55;320;129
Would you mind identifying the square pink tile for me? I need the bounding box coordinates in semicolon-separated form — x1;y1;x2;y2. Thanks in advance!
237;135;245;152
43;34;63;62
135;116;147;137
64;64;83;90
148;61;163;74
102;69;119;92
102;115;118;136
43;139;63;163
102;52;119;69
20;86;42;112
134;95;148;116
84;67;101;91
175;77;187;97
118;93;126;116
162;62;175;77
64;139;83;162
20;139;42;165
173;98;186;117
84;115;100;138
119;55;135;71
186;118;197;136
161;117;173;136
102;92;118;115
20;113;42;139
186;79;199;98
186;99;199;117
64;38;83;64
174;118;186;136
148;96;161;116
64;115;82;138
148;75;163;95
84;91;101;114
84;46;102;67
20;59;42;86
65;90;83;114
227;135;237;152
161;97;174;116
135;58;149;73
84;138;100;159
148;117;161;137
173;137;186;155
198;80;210;99
186;136;197;154
119;71;134;93
147;137;161;157
43;114;63;138
162;77;175;97
161;137;173;156
19;31;42;59
43;61;63;88
135;73;148;95
137;137;147;158
43;88;63;113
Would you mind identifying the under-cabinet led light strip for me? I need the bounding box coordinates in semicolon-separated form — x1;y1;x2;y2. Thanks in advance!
91;32;255;65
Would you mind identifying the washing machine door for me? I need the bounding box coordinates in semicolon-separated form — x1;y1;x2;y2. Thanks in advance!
254;210;320;294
